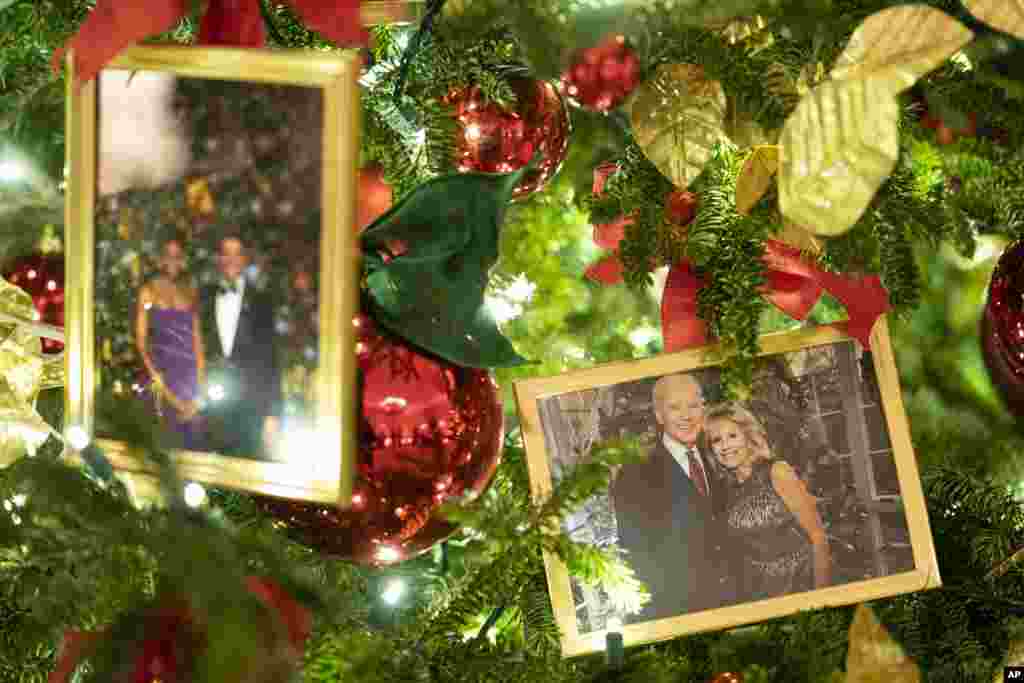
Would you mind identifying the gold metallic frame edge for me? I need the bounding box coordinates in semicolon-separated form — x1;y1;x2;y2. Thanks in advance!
61;45;360;507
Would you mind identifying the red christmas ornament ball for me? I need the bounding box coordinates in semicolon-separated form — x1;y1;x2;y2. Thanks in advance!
256;316;504;565
560;35;641;112
357;163;393;230
446;72;570;199
981;241;1024;418
935;124;956;146
665;190;699;226
3;252;64;353
708;673;743;683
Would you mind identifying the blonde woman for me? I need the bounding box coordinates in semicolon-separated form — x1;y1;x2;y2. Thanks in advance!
703;402;831;601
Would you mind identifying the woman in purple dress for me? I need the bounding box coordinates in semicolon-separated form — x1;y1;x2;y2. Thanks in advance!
135;238;206;449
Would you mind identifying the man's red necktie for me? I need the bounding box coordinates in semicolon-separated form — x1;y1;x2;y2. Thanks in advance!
688;449;708;497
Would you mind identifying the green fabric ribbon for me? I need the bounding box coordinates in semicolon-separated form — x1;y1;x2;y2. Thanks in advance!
361;168;530;368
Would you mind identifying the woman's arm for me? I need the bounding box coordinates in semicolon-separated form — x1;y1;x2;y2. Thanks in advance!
135;284;162;386
770;461;831;588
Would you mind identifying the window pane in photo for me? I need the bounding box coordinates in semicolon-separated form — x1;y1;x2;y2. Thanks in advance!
823;412;849;454
840;457;855;491
817;371;844;413
864;405;891;451
878;510;910;545
883;546;915;574
871;452;901;496
859;352;881;404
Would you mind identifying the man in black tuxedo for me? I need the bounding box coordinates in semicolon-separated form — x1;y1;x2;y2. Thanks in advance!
198;233;281;459
610;373;736;622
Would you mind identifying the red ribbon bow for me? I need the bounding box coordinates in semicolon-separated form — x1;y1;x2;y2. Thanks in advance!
54;0;369;86
48;578;312;683
586;164;891;351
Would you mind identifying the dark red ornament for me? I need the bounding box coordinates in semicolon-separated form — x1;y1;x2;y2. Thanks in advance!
255;315;504;565
560;35;641;112
665;190;699;227
51;579;311;683
3;252;64;353
708;673;743;683
982;241;1024;419
936;124;956;146
357;163;394;231
446;72;570;199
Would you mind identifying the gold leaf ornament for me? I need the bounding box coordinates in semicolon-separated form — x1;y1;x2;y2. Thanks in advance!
778;219;823;256
778;77;900;236
735;145;780;215
830;5;973;93
0;280;62;461
630;63;729;188
846;604;921;683
965;0;1024;40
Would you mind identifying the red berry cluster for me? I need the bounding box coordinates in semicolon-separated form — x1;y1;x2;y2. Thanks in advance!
560;35;641;112
921;110;977;146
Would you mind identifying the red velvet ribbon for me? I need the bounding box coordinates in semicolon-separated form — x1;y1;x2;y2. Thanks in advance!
54;0;368;85
48;578;313;683
586;166;892;352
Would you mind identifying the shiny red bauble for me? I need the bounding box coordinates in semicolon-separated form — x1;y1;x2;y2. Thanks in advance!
446;72;570;200
665;190;699;226
982;241;1024;419
3;252;64;353
708;673;743;683
560;35;641;112
357;163;394;231
256;316;503;565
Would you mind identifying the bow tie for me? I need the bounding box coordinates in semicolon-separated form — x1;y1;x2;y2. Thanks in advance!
217;281;241;296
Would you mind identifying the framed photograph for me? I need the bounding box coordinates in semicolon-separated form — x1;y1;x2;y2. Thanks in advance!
515;320;940;656
60;46;360;505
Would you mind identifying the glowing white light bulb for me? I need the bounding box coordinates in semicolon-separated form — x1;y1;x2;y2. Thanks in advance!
375;546;401;563
208;383;226;401
465;124;482;141
0;160;24;182
11;494;26;508
183;482;207;508
381;579;406;605
628;326;659;349
66;426;90;450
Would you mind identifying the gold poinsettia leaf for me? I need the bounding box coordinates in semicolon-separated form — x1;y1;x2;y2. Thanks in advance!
798;62;827;97
846;604;921;683
0;280;60;462
708;15;768;45
630;63;729;188
778;78;899;236
830;5;973;94
778;218;824;256
994;638;1024;683
736;145;780;215
966;0;1024;39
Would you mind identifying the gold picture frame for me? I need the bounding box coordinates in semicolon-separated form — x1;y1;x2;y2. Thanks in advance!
61;46;360;505
514;320;939;657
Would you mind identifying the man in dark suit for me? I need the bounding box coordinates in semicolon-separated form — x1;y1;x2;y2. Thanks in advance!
198;233;281;459
610;373;736;622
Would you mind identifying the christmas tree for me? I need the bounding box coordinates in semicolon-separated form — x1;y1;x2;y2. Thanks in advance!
3;1;1024;681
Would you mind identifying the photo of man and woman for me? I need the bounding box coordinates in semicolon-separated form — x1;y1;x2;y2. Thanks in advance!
93;69;325;461
134;232;284;457
533;339;915;634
